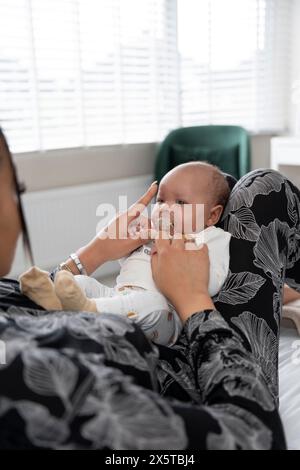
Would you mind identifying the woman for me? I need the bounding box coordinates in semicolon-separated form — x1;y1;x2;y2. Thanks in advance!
0;127;296;449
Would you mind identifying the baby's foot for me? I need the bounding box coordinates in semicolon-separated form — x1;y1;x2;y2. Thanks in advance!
54;270;97;312
19;266;62;310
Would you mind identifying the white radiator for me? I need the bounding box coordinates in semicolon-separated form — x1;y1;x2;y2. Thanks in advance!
10;174;153;278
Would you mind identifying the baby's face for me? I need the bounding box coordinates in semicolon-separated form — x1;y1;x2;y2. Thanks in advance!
151;166;215;235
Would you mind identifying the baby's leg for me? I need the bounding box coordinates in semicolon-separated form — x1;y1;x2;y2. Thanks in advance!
95;289;182;346
19;266;62;310
55;273;181;345
74;274;115;299
55;272;116;312
54;271;98;312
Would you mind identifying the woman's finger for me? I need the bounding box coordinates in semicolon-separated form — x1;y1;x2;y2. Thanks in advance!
127;182;158;223
135;228;157;241
138;181;158;207
153;230;172;251
151;244;157;255
200;243;209;254
170;236;185;250
150;249;158;271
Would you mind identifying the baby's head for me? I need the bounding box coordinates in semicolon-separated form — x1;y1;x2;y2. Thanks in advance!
151;161;230;234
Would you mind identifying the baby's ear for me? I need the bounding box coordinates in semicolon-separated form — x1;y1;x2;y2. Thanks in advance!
207;205;223;226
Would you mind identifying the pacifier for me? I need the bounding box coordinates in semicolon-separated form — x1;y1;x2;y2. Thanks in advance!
152;210;175;236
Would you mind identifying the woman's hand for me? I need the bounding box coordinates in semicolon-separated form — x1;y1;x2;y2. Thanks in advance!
67;182;158;275
151;235;215;323
96;183;158;259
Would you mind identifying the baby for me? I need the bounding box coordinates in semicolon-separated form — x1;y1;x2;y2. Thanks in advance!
20;162;231;346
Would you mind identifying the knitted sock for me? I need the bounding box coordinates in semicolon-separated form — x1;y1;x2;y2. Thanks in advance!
19;266;62;310
54;270;97;312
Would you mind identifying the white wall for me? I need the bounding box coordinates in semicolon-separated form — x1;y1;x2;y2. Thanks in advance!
289;0;300;135
15;143;157;192
250;134;274;169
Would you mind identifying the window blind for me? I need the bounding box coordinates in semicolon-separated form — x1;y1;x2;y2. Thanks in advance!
0;0;293;154
0;0;179;152
178;0;292;132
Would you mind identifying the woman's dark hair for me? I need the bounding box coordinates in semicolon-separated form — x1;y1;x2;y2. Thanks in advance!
0;127;34;266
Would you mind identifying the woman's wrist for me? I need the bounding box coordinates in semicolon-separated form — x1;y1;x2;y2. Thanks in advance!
176;292;215;323
61;257;82;275
61;244;105;276
76;244;106;275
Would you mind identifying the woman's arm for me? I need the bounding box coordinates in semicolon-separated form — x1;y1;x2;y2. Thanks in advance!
150;233;284;448
61;182;158;275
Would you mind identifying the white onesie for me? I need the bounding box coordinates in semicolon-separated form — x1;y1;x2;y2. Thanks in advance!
75;226;231;346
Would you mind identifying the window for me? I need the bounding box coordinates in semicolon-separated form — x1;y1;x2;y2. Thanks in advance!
178;0;292;132
0;0;292;154
0;0;179;152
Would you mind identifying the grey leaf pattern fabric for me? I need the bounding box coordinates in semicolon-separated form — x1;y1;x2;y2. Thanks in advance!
188;312;276;412
23;349;79;407
273;291;282;327
253;219;290;288
0;398;70;447
285;180;300;226
214;271;266;305
0;283;15;300
225;207;261;241
206;404;273;450
78;377;188;450
223;169;284;215
231;312;278;399
1;168;300;449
